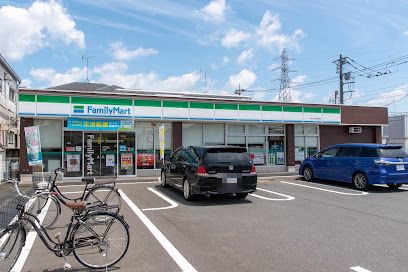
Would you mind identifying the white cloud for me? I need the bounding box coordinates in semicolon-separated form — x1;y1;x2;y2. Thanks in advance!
256;11;305;51
364;87;408;107
0;0;84;60
200;0;228;22
211;56;230;69
237;49;254;65
110;42;158;61
93;62;201;91
20;79;32;88
228;69;257;89
403;31;408;37
222;29;250;48
272;75;315;102
253;91;266;100
30;66;87;86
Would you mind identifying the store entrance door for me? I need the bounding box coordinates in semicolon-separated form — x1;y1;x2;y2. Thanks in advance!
84;133;117;177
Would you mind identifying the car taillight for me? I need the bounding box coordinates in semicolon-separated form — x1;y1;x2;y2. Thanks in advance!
197;165;209;177
250;164;256;175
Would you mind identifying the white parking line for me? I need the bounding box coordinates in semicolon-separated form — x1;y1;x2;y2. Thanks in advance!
142;187;179;211
280;181;369;196
119;189;197;272
251;188;295;201
350;266;372;272
11;199;51;272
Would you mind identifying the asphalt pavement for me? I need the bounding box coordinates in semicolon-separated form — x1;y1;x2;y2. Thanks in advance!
12;177;408;272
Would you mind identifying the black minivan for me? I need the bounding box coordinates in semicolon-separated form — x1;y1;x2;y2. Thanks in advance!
161;146;257;200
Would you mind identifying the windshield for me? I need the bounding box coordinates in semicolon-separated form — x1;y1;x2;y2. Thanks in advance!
205;148;251;164
378;148;408;158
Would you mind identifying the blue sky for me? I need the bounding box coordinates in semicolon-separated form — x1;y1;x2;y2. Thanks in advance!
1;0;408;111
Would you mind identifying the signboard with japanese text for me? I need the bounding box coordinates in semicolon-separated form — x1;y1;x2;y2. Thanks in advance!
67;118;134;131
24;126;43;166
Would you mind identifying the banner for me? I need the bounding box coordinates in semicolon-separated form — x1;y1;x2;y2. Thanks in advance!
24;126;42;166
121;153;133;170
159;124;165;160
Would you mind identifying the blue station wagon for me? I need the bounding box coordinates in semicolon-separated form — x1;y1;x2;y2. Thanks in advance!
299;143;408;190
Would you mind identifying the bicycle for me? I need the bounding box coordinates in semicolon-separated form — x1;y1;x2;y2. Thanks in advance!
33;168;121;229
0;179;129;271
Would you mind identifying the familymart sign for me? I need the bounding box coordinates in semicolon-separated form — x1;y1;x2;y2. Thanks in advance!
72;104;133;117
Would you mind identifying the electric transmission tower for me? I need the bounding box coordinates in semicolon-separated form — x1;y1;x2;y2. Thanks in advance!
278;48;293;101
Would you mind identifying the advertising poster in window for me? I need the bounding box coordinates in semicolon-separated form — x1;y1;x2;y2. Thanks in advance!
24;126;42;166
66;154;80;172
121;153;133;170
159;124;165;160
137;154;154;167
106;154;115;166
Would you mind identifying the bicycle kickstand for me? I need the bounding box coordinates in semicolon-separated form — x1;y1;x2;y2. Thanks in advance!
54;232;72;270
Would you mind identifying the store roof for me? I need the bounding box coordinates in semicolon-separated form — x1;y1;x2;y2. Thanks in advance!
0;54;21;83
48;82;123;93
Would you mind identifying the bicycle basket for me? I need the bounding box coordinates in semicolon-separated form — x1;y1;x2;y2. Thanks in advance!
0;196;28;229
32;173;52;191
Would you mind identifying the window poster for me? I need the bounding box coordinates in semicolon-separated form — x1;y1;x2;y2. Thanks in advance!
66;154;80;172
106;154;115;167
121;153;133;170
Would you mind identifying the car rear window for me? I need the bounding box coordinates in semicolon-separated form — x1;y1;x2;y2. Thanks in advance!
378;147;408;158
204;148;250;164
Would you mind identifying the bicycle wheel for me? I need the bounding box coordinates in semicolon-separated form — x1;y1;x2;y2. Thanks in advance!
33;195;61;229
85;186;121;213
72;212;129;269
0;224;26;272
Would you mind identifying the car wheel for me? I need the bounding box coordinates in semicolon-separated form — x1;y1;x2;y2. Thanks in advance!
161;171;168;188
235;193;248;199
386;183;402;189
303;166;314;182
183;179;193;201
352;172;369;190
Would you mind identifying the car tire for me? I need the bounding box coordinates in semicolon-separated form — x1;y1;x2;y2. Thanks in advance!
235;193;248;199
161;171;168;188
386;183;402;189
303;166;314;182
352;172;370;191
183;179;194;201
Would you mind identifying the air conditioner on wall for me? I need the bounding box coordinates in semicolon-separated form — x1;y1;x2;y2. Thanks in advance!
349;126;362;134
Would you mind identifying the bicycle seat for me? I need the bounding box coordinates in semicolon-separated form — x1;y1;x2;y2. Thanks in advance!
66;202;87;211
81;177;95;184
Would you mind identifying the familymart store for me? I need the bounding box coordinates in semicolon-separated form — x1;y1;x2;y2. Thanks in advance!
18;88;387;181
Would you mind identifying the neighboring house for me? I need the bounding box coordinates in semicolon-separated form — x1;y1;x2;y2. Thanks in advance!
0;54;21;180
387;114;408;150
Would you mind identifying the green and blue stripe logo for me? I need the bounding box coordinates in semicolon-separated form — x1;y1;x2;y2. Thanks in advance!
73;105;84;113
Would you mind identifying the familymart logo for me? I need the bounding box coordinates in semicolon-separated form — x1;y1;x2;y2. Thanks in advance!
72;104;132;116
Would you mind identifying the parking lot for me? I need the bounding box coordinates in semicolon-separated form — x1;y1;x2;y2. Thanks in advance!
15;176;408;272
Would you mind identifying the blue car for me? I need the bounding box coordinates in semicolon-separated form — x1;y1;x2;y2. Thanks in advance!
299;143;408;190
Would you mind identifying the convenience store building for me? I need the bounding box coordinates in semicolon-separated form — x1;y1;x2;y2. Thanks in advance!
18;82;388;181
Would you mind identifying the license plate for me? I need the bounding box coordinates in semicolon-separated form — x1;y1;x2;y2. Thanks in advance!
396;165;405;171
226;178;237;184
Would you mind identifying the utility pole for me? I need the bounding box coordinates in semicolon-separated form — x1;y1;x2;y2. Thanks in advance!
334;91;338;104
333;54;347;104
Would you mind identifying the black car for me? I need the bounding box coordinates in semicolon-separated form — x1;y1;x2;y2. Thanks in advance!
161;145;257;200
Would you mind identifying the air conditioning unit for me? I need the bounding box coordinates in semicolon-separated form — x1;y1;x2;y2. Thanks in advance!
349;126;362;134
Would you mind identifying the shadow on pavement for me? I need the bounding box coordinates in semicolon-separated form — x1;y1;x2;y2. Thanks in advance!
297;176;407;194
151;184;254;207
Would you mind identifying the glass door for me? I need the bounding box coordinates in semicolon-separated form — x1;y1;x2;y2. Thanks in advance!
84;132;117;177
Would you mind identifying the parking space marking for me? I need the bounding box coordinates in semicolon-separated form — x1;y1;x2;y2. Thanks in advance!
350;266;372;272
280;181;369;196
119;189;197;272
11;198;51;272
251;188;295;201
142;187;179;211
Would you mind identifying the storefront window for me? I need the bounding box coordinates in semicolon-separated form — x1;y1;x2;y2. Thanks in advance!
248;125;265;134
227;136;246;147
267;136;285;165
294;125;319;164
268;125;284;135
64;131;82;177
228;124;245;133
34;119;62;172
119;132;135;175
182;123;203;146
136;122;154;169
248;136;265;165
154;123;172;169
205;123;224;145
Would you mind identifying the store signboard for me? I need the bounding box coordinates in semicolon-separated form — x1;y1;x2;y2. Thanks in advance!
24;126;43;166
72;104;133;117
67;118;134;131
